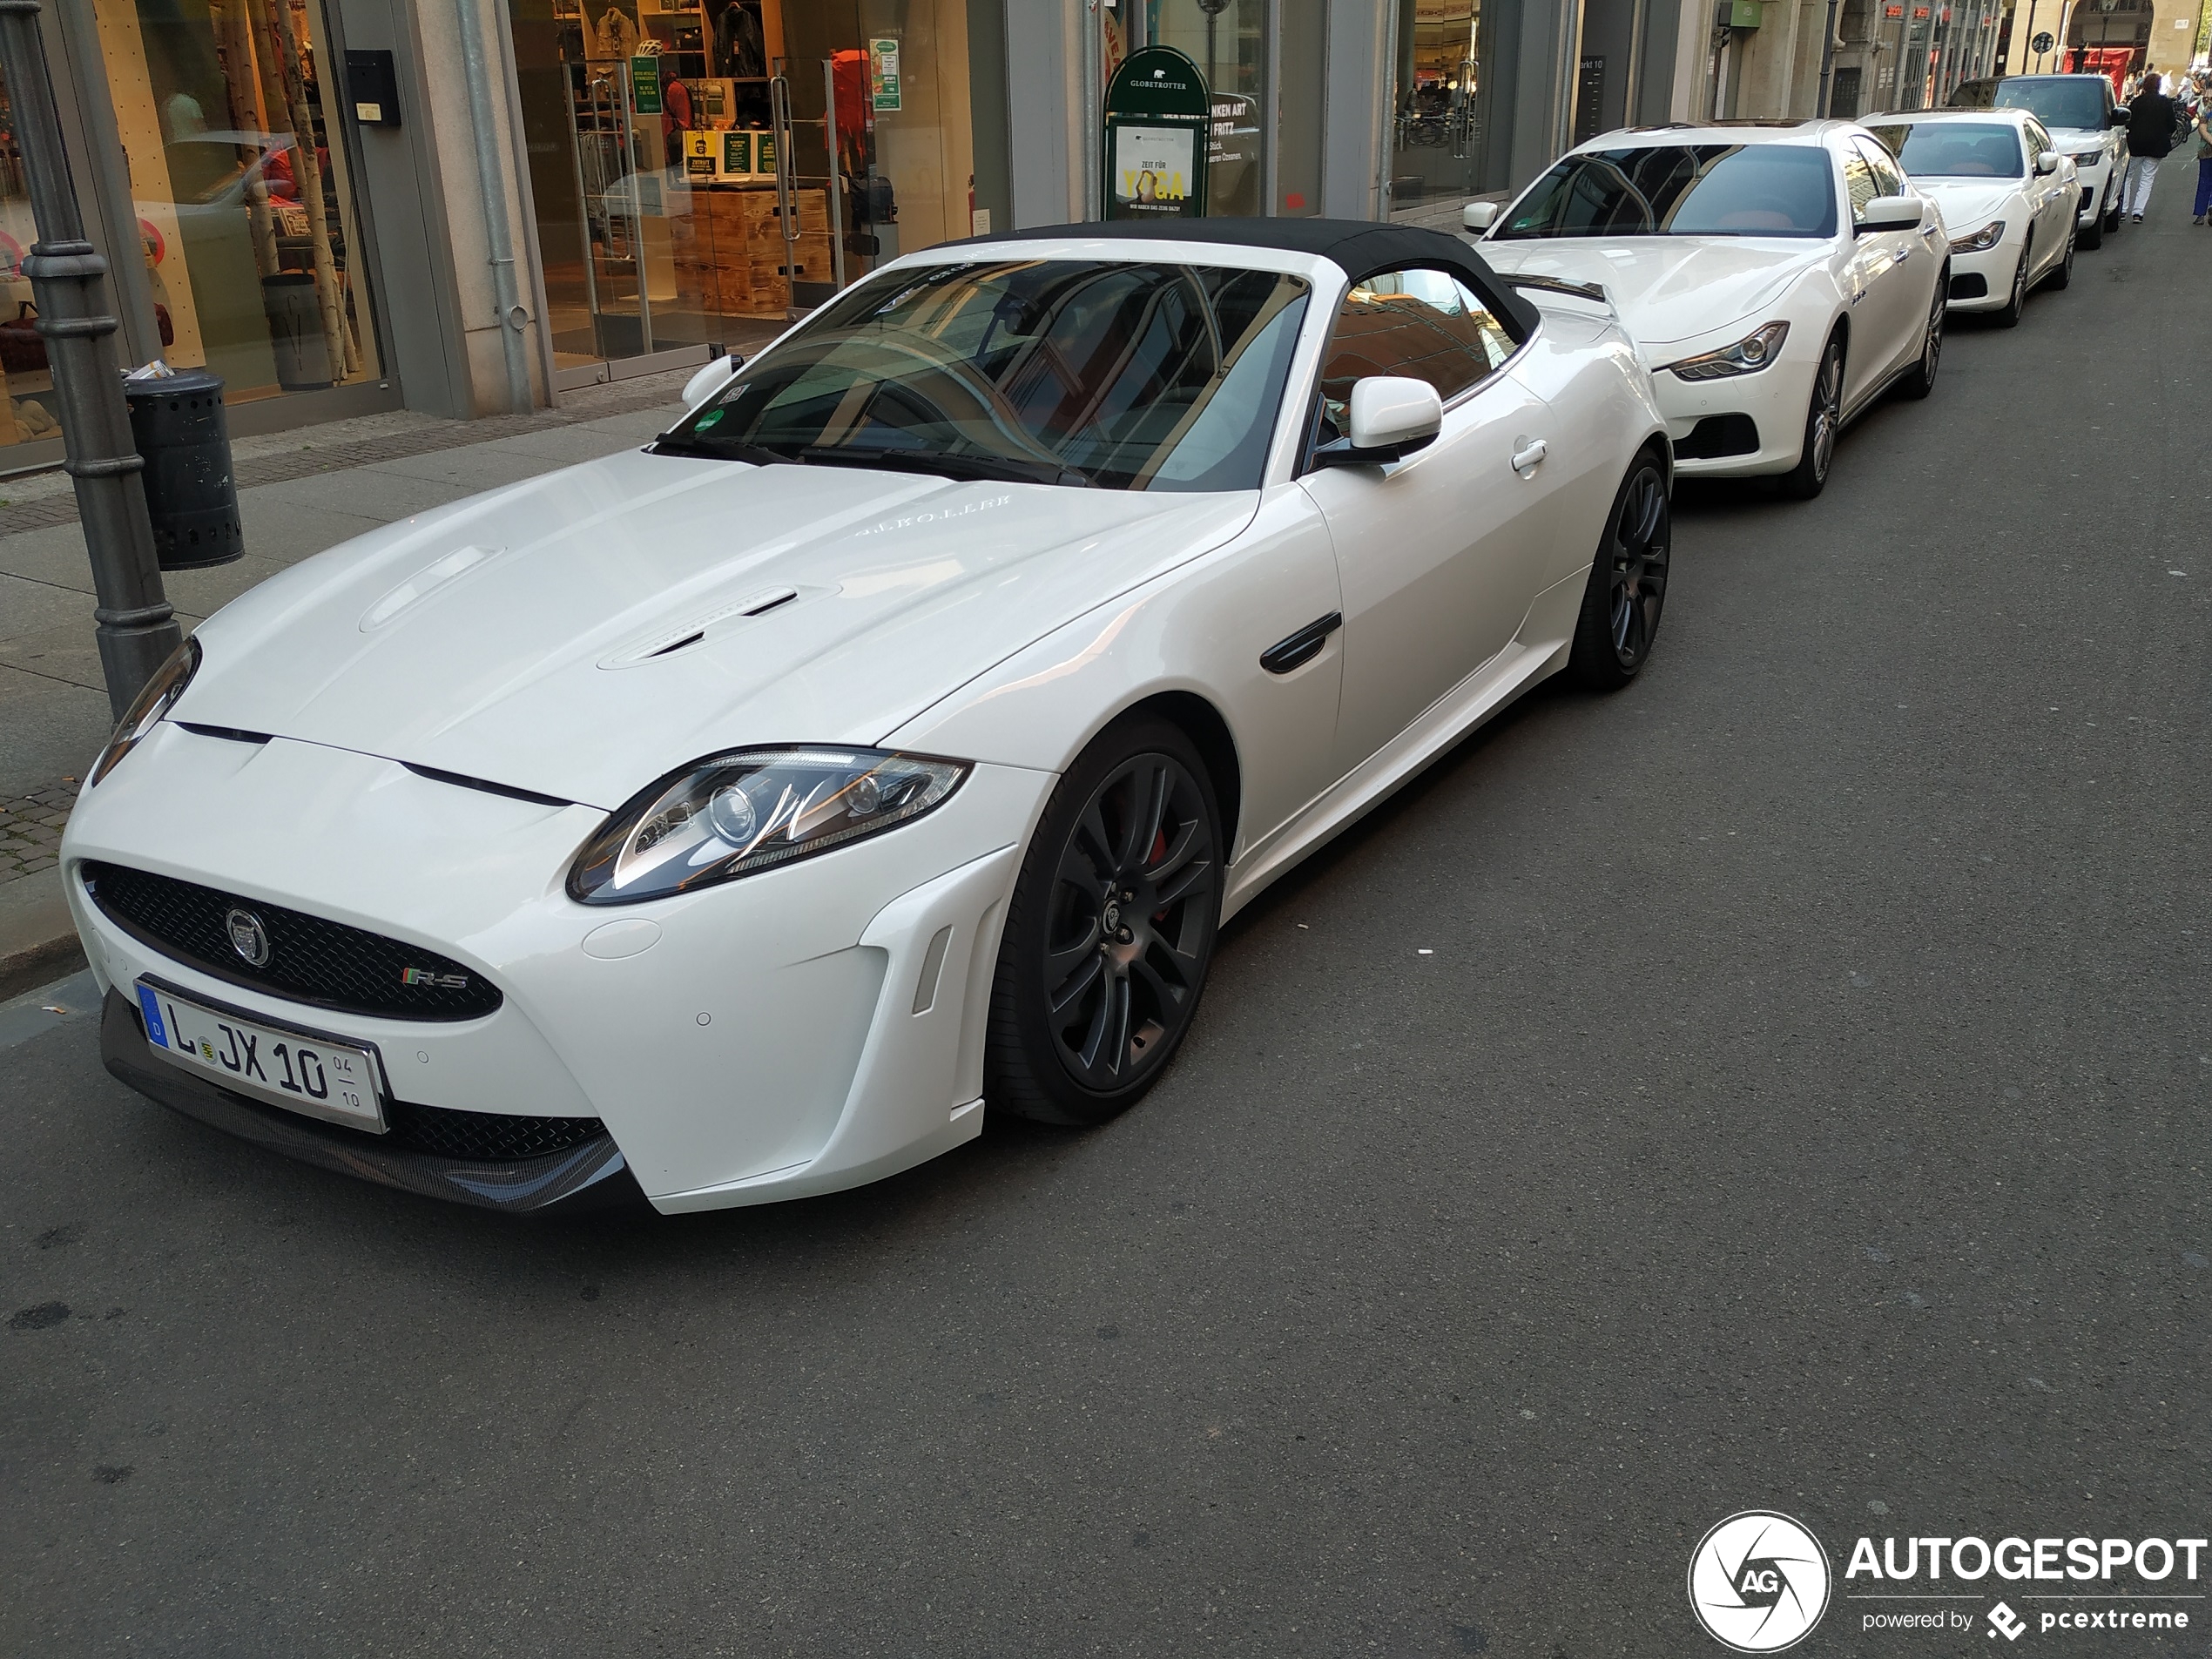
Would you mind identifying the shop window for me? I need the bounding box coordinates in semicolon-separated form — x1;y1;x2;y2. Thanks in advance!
510;0;977;374
0;66;70;448
1144;0;1266;215
91;0;381;402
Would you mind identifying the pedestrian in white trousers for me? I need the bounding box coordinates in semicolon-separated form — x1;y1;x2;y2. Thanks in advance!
2124;155;2161;217
2124;74;2180;220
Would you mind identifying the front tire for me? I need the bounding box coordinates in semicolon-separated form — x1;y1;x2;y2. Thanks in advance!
1567;450;1670;691
985;717;1222;1126
1994;247;2029;327
1897;266;1946;400
2080;191;2106;248
1778;333;1844;500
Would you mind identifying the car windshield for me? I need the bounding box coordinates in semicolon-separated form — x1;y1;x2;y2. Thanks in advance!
659;259;1312;492
1494;143;1838;239
1995;78;2107;131
1865;121;2024;177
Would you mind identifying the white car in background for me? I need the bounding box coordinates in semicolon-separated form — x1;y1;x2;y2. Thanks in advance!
1466;120;1948;500
62;220;1676;1217
1865;110;2077;325
1952;74;2131;247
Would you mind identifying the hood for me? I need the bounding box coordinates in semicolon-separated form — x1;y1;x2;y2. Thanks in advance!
1479;237;1827;348
179;449;1257;808
1910;179;2018;231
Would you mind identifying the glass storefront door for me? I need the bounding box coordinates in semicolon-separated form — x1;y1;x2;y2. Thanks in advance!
1389;0;1487;212
511;0;974;379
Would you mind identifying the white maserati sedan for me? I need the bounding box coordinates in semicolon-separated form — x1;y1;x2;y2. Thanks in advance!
1465;120;1949;499
1865;110;2078;324
63;221;1673;1216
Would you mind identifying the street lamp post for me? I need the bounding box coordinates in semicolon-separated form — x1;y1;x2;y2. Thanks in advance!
0;0;179;719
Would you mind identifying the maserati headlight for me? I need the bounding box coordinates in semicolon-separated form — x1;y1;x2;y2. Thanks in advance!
88;637;199;786
1662;321;1790;381
1948;219;2006;253
568;745;971;904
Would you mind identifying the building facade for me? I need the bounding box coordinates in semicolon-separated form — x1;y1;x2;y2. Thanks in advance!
2;0;1706;475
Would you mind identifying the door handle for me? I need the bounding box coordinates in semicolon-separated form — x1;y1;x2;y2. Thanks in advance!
1510;439;1548;471
1895;245;1912;263
1260;611;1342;675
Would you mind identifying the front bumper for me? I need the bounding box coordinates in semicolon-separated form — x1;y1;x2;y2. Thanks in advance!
100;991;644;1212
2074;164;2110;224
1942;233;2027;311
1654;347;1823;478
64;726;1053;1213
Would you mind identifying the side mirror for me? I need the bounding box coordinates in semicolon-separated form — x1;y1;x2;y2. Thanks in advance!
1312;375;1444;469
1461;199;1501;233
2110;105;2131;125
682;352;743;408
2035;151;2063;174
1857;193;1925;232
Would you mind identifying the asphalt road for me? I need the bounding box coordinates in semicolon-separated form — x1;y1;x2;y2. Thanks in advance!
6;190;2209;1658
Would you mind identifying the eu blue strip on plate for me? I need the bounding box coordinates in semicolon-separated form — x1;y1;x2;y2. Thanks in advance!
136;984;168;1049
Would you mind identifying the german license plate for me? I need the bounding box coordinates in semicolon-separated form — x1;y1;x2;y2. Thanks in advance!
135;980;388;1133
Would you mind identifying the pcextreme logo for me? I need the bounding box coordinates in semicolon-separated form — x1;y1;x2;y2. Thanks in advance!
1688;1511;1833;1652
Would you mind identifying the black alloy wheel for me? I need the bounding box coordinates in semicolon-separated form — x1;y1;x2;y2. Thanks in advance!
2080;189;2106;248
1779;334;1844;500
1568;452;1670;690
986;718;1221;1125
1898;268;1946;400
1996;248;2030;327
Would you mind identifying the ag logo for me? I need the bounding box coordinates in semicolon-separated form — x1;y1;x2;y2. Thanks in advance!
1688;1511;1831;1652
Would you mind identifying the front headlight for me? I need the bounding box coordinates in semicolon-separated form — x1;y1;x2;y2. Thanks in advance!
1948;219;2006;253
568;745;971;905
88;637;199;786
1662;320;1790;381
2068;150;2102;167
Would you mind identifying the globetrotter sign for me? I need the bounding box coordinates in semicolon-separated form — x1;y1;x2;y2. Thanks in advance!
1102;46;1211;220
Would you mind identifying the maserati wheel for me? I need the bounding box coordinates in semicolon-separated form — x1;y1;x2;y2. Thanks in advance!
1898;269;1946;400
1779;334;1844;500
1569;452;1671;690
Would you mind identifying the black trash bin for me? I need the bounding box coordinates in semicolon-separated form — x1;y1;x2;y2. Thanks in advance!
124;367;243;571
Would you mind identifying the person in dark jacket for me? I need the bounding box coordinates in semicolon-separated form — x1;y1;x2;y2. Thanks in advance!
2122;73;2178;221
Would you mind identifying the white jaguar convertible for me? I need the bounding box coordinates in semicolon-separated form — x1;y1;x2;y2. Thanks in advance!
64;219;1673;1215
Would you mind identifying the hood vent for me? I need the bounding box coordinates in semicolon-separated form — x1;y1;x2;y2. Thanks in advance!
600;586;814;669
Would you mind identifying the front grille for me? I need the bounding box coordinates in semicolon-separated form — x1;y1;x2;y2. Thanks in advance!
386;1101;607;1161
86;861;502;1022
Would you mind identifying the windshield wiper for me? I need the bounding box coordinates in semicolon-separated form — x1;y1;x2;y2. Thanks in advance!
796;445;1089;488
649;432;797;468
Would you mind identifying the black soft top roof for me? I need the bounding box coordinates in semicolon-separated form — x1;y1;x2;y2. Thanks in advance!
950;216;1541;340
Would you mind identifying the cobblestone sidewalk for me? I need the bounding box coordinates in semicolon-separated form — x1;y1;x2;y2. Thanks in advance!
0;780;78;885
